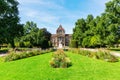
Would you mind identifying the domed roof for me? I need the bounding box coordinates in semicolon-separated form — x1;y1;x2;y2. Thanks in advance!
56;25;65;33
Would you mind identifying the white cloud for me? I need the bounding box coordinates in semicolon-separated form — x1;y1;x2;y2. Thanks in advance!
20;8;60;24
18;0;64;23
18;0;111;34
18;0;64;10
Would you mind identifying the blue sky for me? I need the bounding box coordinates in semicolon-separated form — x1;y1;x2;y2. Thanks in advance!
18;0;111;34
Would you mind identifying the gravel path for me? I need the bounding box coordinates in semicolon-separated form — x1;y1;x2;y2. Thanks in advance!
0;53;7;57
1;48;120;57
110;52;120;57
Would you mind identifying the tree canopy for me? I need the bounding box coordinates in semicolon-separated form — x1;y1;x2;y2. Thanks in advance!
0;0;23;48
72;0;120;48
18;21;51;49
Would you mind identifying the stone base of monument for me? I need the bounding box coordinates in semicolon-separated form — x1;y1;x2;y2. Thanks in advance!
53;46;68;51
58;43;63;49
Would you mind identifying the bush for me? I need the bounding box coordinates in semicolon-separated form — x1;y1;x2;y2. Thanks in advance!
50;49;72;68
19;41;25;47
63;48;68;51
4;49;52;62
70;40;78;48
15;42;19;47
24;41;32;48
4;52;19;62
79;50;91;57
15;41;32;48
70;48;118;62
96;50;118;62
7;44;12;48
70;48;91;56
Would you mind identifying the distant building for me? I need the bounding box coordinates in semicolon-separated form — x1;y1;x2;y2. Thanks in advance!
51;25;72;47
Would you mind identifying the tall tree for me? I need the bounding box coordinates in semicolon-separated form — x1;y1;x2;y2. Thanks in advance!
105;0;120;46
36;28;51;49
83;15;95;47
72;0;120;48
20;21;51;49
72;18;86;46
23;21;38;35
0;0;23;48
20;21;39;44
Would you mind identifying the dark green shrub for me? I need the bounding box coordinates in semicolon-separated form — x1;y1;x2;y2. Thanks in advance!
70;40;78;48
19;41;25;47
7;44;12;48
24;42;32;48
48;41;52;47
15;42;19;47
50;49;72;68
63;48;68;51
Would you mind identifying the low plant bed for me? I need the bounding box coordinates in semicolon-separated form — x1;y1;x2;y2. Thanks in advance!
70;48;119;62
4;49;53;62
50;49;72;68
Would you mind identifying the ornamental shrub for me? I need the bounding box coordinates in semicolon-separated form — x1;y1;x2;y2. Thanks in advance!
95;50;118;62
70;48;118;62
19;41;25;47
4;49;52;62
24;41;32;48
50;49;72;68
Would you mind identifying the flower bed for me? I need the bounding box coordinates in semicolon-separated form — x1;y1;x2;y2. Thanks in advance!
50;49;72;68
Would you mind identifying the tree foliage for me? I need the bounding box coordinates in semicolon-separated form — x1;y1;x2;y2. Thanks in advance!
0;0;23;48
18;21;51;49
72;0;120;48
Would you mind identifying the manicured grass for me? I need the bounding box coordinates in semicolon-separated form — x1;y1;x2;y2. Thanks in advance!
0;52;120;80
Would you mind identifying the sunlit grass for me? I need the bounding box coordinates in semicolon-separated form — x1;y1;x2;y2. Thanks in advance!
0;51;120;80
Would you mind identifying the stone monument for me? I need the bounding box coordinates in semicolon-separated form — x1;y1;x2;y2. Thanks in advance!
58;40;62;49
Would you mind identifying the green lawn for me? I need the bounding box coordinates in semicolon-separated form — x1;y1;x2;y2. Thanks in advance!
0;52;120;80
